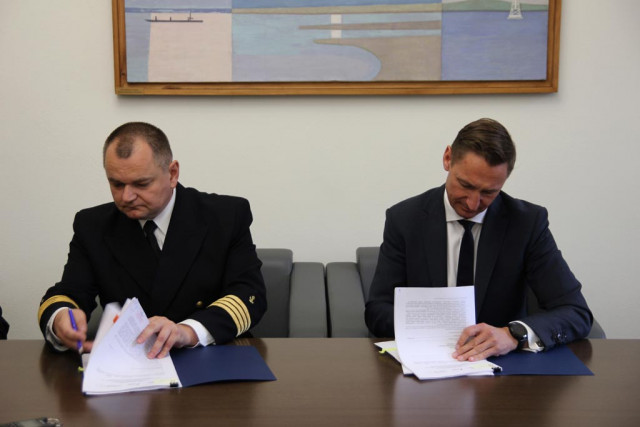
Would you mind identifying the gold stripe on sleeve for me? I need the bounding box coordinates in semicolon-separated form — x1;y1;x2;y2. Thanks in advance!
224;295;251;331
211;297;249;335
210;295;251;335
212;299;243;333
37;295;78;323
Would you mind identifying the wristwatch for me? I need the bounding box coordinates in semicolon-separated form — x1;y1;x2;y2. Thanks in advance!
508;321;528;350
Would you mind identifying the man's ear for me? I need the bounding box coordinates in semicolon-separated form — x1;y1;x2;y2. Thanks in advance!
443;146;452;172
169;160;180;187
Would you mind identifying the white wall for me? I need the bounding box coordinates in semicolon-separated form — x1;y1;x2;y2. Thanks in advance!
1;1;639;340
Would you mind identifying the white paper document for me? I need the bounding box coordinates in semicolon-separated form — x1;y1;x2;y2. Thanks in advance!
81;298;181;395
393;287;500;380
374;341;413;375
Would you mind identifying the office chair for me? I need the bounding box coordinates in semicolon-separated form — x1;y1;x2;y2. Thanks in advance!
251;248;327;337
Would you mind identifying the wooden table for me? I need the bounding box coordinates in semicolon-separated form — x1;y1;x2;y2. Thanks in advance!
0;339;638;427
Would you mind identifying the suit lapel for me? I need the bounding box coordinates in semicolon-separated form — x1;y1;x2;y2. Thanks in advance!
150;185;207;315
104;212;158;296
475;194;508;316
421;186;448;287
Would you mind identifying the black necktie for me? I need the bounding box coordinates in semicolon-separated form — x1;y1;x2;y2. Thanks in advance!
457;220;475;286
143;221;161;258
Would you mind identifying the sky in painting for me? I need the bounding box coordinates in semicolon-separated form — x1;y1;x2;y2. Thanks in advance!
442;0;548;4
126;0;231;8
126;0;442;7
126;0;551;8
233;0;440;6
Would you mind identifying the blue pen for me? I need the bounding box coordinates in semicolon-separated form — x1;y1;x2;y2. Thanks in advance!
68;308;82;352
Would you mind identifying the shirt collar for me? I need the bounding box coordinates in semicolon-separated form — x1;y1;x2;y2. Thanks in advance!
443;188;487;224
139;188;176;235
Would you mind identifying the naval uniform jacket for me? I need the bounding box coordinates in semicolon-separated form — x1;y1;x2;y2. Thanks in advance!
365;185;592;350
38;184;266;345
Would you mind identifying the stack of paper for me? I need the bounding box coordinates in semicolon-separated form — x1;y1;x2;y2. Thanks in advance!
82;298;181;395
376;340;500;378
388;287;501;380
81;298;276;395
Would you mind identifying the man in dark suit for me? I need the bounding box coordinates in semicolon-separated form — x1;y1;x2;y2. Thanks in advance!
38;122;266;358
0;305;8;339
365;118;592;361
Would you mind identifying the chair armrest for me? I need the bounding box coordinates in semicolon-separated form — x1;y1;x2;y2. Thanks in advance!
356;247;380;301
289;262;328;337
253;248;294;338
326;262;369;337
588;318;606;339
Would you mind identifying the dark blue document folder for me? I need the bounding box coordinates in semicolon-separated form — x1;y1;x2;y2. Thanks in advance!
171;345;276;387
489;345;593;376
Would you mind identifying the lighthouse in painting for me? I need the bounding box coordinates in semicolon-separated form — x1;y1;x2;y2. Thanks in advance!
508;0;524;19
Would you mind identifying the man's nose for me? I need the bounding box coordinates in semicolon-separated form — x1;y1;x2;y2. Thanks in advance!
122;185;137;202
466;192;480;211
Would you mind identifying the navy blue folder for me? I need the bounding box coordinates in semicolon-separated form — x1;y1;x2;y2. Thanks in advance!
489;345;593;376
170;345;276;387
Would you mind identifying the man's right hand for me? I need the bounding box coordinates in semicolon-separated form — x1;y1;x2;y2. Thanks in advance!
452;323;518;361
52;308;88;353
136;316;199;359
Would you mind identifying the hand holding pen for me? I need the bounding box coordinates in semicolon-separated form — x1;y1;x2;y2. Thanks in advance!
68;308;83;353
53;308;87;353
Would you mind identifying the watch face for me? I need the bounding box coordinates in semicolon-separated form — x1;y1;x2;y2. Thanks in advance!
509;322;528;342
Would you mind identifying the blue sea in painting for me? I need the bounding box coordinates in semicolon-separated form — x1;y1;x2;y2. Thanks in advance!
442;11;548;80
232;12;441;82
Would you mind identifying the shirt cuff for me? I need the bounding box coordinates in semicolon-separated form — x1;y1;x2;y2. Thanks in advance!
46;307;72;352
179;319;215;347
514;320;544;352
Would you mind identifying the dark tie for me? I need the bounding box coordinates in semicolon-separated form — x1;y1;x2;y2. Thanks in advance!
457;220;475;286
143;220;161;258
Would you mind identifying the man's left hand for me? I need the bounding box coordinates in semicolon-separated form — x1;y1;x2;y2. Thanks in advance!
452;323;517;361
136;316;198;359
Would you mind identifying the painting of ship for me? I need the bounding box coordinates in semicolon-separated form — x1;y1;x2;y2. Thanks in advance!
145;10;202;23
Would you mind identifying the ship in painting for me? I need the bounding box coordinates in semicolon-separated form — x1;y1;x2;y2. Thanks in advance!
508;0;524;20
146;10;202;23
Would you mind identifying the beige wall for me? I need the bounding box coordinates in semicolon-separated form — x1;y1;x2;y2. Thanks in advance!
1;1;639;339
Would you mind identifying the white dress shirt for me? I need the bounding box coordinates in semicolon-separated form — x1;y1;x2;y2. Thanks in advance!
443;190;543;352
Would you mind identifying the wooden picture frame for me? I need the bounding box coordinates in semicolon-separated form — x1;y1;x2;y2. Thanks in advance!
112;0;561;96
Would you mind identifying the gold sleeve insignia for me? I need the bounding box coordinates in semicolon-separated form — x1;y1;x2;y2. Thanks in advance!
210;295;251;336
37;295;78;323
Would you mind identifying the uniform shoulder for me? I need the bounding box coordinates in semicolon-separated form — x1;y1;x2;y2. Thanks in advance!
74;202;118;221
180;186;250;211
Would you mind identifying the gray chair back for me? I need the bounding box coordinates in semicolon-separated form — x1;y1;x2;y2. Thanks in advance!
252;248;327;337
251;248;294;337
356;246;379;302
325;247;381;337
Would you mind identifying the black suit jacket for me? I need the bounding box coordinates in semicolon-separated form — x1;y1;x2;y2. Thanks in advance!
0;305;8;339
365;185;592;349
38;184;266;345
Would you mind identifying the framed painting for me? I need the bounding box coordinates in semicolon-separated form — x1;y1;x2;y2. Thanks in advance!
112;0;561;95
